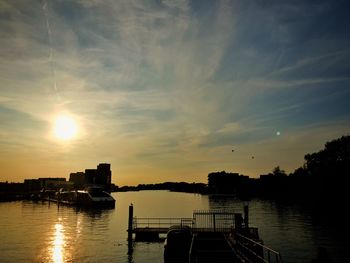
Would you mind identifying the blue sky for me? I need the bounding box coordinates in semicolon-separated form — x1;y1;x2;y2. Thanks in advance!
0;0;349;185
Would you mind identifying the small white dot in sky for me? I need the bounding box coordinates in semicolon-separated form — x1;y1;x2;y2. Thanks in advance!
276;131;281;136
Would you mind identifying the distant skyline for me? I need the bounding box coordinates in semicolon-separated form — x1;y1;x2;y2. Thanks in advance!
1;0;350;186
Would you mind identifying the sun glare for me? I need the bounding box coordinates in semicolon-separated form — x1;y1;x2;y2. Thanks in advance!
52;223;64;263
54;116;77;140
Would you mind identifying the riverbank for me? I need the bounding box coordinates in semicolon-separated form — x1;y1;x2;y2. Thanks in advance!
116;182;207;193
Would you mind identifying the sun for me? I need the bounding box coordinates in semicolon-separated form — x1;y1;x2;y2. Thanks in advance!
53;115;78;140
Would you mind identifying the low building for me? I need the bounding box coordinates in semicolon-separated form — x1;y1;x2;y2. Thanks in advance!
208;171;248;194
24;178;68;191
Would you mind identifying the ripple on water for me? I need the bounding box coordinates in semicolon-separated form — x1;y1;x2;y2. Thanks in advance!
1;192;349;263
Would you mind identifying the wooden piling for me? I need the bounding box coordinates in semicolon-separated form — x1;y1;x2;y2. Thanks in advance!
244;205;249;228
234;213;243;231
127;203;134;252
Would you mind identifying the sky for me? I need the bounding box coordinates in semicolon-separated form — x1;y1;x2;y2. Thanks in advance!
0;0;350;186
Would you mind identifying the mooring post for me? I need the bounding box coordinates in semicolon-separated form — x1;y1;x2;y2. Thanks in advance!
234;213;243;232
127;203;134;252
213;213;216;232
244;204;249;228
57;192;60;208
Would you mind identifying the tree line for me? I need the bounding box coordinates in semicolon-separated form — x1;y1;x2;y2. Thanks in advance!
208;135;350;205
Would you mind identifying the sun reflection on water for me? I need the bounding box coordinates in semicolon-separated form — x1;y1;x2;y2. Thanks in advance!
52;223;64;263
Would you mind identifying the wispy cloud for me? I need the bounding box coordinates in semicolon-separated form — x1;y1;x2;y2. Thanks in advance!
0;0;349;184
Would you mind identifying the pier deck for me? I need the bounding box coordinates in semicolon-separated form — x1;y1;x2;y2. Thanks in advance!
132;227;233;236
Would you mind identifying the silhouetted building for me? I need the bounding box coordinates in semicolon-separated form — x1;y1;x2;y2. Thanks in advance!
208;171;248;194
85;169;98;184
97;163;112;188
68;163;112;190
0;182;25;193
39;178;68;189
69;172;85;188
24;179;42;191
259;173;288;197
24;178;67;191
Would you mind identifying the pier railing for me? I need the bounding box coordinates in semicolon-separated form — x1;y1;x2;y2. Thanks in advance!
132;210;237;233
234;233;283;263
133;217;193;230
193;210;236;232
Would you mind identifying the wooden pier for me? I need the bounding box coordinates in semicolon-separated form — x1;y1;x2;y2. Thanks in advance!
127;204;283;263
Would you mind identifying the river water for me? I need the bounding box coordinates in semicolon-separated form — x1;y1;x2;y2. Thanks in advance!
0;191;348;263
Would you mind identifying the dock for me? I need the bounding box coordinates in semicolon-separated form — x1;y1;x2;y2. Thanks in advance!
127;204;283;263
132;217;192;240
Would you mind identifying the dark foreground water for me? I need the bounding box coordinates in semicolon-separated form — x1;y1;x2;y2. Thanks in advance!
0;191;349;263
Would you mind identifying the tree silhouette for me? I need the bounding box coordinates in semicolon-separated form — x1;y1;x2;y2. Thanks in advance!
304;135;350;178
302;135;350;203
272;166;286;176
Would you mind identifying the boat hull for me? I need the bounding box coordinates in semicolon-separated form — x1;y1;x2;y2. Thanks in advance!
53;189;116;208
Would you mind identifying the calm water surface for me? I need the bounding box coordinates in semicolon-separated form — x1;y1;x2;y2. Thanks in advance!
0;191;348;263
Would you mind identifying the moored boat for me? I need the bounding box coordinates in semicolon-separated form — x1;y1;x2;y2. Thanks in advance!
55;186;115;208
76;186;115;208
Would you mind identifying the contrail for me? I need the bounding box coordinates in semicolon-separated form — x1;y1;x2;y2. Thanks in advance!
42;0;59;100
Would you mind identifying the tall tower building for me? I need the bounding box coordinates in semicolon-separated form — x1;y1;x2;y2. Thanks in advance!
97;163;112;189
